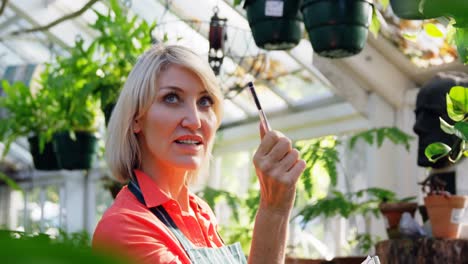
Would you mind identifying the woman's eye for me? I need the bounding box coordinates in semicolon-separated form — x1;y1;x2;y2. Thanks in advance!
199;96;214;107
163;93;179;104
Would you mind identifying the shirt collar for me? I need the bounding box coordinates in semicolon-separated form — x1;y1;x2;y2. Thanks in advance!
133;169;207;214
134;169;171;208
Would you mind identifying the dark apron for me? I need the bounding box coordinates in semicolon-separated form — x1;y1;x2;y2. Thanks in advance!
128;180;247;264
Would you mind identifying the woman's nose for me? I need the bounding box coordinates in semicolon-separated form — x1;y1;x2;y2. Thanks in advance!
181;103;202;130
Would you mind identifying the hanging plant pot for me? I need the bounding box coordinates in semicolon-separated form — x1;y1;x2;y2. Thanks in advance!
245;0;302;50
424;195;468;239
301;0;373;58
102;103;116;127
28;135;60;171
390;0;438;20
53;131;98;170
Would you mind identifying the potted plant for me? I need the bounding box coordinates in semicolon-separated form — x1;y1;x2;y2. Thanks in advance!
201;127;413;259
300;0;373;58
43;38;101;170
90;0;155;124
0;80;60;170
388;0;468;64
423;85;468;238
234;0;302;50
377;195;417;239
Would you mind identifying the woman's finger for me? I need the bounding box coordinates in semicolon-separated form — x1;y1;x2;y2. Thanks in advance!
275;148;300;173
284;159;306;182
255;131;281;157
259;122;266;139
265;137;292;163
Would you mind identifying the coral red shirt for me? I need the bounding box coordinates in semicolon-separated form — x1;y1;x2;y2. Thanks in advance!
92;170;224;264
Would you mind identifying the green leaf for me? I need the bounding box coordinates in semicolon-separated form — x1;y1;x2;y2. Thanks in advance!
439;117;455;134
369;7;380;39
376;129;385;148
109;0;122;18
349;127;413;151
0;172;22;192
425;142;451;162
446;94;465;121
448;86;468;114
233;0;243;6
424;23;444;38
446;19;457;45
449;140;465;163
454;26;468;64
454;122;468;141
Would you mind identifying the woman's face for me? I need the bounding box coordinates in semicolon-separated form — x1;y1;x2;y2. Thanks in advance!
134;64;218;172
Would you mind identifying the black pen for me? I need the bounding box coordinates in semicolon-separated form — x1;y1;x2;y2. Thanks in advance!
248;81;271;132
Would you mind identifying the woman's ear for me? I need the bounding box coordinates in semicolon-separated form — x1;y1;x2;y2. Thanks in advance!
133;119;141;133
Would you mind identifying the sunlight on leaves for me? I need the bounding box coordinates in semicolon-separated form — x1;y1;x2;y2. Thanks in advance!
402;32;418;42
424;23;444;38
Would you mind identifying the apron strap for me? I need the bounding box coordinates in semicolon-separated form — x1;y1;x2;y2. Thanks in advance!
128;180;195;251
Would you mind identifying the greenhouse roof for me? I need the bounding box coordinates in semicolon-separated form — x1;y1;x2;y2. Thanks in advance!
0;0;467;168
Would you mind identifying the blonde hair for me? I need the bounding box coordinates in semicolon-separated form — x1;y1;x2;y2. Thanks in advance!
106;45;224;183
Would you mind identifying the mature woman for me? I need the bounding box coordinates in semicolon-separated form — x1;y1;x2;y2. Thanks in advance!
92;45;306;264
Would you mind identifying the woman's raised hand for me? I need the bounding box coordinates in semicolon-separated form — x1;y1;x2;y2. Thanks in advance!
253;125;306;214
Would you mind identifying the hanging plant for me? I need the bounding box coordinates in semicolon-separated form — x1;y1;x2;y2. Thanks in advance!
301;0;374;58
235;0;303;50
388;0;468;64
90;0;156;124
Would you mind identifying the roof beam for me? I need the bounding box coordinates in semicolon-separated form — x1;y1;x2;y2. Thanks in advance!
297;52;369;115
339;38;416;109
368;35;467;86
215;101;368;154
6;2;69;49
218;0;370;117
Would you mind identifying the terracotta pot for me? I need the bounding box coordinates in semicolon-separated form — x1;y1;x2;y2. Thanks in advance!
379;202;418;239
424;195;468;239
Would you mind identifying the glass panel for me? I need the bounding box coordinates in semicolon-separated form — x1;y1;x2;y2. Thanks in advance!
234;82;288;114
9;189;26;231
0;44;25;66
8;184;62;234
267;51;301;72
42;185;61;235
222;99;248;124
274;70;332;105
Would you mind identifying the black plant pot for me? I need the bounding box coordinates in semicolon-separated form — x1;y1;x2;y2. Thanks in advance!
102;103;116;127
53;131;98;170
245;0;302;50
301;0;372;58
390;0;437;20
28;136;60;171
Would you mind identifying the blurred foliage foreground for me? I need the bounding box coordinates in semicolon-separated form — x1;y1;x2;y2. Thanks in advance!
0;230;130;264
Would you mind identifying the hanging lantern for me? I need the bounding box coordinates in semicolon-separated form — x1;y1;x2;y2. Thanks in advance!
208;7;227;75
